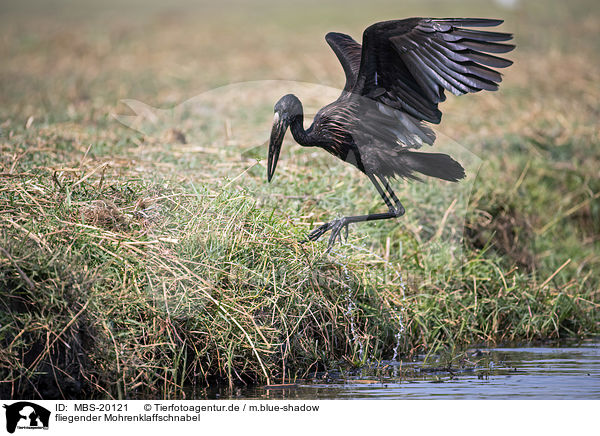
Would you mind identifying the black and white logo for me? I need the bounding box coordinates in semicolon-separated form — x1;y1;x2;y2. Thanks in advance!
3;402;50;434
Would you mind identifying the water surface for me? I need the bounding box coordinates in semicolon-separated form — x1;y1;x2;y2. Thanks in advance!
209;341;600;399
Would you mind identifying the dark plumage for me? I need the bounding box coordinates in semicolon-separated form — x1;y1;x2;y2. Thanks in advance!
267;17;514;250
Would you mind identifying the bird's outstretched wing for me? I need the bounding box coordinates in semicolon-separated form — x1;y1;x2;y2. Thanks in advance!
325;32;362;91
354;18;514;124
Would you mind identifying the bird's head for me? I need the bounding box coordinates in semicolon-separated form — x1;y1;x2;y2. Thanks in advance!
268;94;302;182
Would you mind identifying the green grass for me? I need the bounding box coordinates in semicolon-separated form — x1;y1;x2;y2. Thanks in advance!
1;0;599;399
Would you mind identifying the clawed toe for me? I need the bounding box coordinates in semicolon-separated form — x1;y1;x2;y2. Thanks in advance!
304;218;350;251
326;219;349;251
306;222;331;242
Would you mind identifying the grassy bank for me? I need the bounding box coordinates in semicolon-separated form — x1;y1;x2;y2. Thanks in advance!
1;0;599;399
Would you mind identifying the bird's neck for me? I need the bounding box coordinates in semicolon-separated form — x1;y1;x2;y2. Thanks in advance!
289;113;313;147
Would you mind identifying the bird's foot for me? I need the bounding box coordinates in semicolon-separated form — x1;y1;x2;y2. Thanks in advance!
305;218;350;252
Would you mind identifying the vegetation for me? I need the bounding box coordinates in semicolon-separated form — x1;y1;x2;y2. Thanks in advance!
1;0;598;399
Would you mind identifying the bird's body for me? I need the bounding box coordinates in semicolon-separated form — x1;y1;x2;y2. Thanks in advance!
267;17;514;249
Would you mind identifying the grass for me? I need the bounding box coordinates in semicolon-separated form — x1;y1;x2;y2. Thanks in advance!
1;0;599;399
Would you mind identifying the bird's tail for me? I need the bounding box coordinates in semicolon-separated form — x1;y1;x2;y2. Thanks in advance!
398;151;466;182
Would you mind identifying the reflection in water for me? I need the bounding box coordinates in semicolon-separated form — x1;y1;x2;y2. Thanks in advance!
203;342;600;400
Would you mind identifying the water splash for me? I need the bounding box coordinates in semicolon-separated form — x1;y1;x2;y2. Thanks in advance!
392;264;406;361
392;310;406;362
331;251;364;363
346;242;407;361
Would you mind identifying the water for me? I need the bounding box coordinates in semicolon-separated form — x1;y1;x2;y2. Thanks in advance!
208;341;600;399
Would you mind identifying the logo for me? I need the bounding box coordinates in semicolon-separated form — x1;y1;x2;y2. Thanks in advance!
3;402;50;434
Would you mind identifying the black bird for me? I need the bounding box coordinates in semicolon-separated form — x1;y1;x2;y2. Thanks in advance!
267;18;514;250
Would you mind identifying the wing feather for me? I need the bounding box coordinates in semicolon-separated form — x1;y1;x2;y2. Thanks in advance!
325;32;362;91
353;17;514;123
319;17;513;179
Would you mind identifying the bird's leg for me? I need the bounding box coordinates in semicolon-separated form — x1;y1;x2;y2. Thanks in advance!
378;175;405;216
306;175;405;251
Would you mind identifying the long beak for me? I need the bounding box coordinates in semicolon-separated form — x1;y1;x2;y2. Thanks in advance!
267;113;287;182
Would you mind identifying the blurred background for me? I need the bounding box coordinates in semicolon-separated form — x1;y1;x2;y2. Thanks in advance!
1;0;597;127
